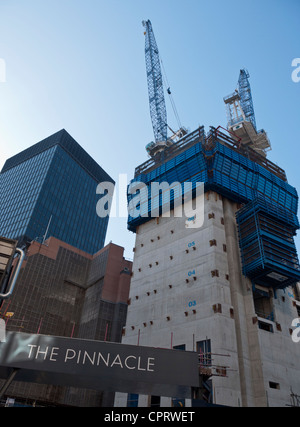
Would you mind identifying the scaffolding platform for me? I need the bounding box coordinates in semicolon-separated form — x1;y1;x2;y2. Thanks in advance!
236;196;300;288
128;127;298;234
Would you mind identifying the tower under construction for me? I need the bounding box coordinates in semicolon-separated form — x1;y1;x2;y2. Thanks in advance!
115;21;300;408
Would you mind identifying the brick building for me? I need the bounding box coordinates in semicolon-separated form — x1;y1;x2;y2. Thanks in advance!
0;237;132;406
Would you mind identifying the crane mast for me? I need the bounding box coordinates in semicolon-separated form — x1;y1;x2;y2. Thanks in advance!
142;20;187;158
143;20;167;144
223;69;271;156
238;69;257;130
142;19;179;159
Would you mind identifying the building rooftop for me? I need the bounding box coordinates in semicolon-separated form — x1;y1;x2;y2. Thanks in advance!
134;126;286;182
1;129;114;184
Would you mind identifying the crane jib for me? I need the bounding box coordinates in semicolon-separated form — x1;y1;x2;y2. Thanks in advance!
143;19;168;144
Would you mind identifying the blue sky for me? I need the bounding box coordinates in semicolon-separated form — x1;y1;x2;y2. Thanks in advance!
0;0;299;258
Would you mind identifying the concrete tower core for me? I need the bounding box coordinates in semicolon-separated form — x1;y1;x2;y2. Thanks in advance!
116;126;300;408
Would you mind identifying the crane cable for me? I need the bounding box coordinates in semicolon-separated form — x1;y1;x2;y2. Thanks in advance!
160;58;182;131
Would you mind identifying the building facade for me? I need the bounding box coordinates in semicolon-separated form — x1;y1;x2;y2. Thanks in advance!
115;126;300;408
0;129;113;254
0;237;132;406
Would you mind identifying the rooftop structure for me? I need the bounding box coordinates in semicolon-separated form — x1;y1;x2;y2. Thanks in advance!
224;69;271;156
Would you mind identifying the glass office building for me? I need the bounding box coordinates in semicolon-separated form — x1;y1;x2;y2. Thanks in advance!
0;129;114;254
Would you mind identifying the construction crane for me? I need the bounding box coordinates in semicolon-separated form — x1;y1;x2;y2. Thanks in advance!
143;20;167;145
223;69;271;156
142;20;186;158
238;69;257;130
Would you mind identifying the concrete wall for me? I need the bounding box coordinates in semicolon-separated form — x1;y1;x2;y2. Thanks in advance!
116;193;241;407
116;192;300;407
256;287;300;407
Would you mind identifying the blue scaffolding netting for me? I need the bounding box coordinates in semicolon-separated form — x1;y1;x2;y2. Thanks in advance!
128;127;300;288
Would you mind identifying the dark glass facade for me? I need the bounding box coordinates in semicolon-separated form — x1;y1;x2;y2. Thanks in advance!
0;129;114;254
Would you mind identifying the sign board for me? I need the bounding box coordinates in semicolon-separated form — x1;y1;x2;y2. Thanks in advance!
0;332;199;398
